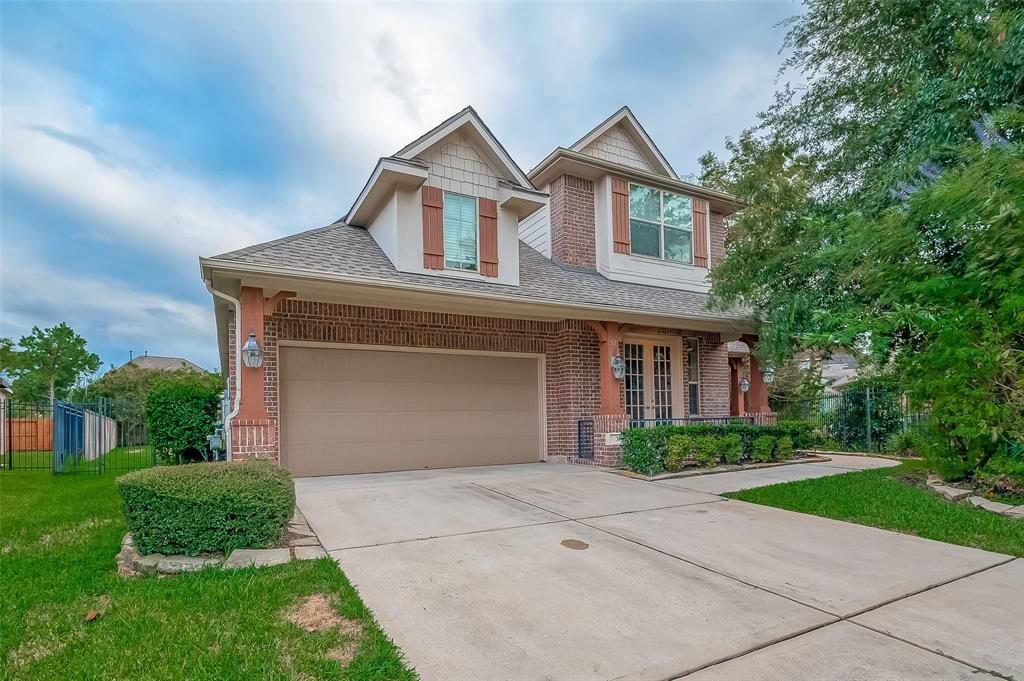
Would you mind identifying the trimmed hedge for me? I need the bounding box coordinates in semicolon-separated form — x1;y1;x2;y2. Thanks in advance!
751;436;777;463
117;461;295;556
620;421;817;473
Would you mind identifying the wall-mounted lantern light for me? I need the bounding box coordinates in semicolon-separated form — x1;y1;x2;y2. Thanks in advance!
739;377;750;393
761;365;776;385
241;330;264;369
610;353;626;380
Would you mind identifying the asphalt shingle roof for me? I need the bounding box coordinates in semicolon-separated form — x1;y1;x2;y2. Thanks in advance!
210;223;754;323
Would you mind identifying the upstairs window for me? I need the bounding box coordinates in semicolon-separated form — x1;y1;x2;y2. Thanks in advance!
443;192;478;271
628;183;693;264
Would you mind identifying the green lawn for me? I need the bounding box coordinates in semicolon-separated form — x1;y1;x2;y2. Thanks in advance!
726;460;1024;557
0;472;416;680
5;446;155;473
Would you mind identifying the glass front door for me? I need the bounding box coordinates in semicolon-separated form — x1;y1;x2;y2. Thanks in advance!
623;341;675;423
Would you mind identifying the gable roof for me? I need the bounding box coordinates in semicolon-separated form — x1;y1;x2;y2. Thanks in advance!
394;106;534;188
207;222;754;328
568;106;679;180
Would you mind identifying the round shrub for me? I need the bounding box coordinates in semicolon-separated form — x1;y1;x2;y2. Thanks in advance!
694;436;720;468
775;436;795;460
751;436;777;463
717;434;743;464
665;435;693;472
117;461;295;556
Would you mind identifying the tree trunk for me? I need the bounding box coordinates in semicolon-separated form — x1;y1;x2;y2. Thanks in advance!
49;377;55;405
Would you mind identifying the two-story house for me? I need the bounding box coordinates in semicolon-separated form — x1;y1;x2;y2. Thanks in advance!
200;106;770;476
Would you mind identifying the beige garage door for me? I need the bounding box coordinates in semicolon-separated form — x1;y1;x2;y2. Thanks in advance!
279;346;543;476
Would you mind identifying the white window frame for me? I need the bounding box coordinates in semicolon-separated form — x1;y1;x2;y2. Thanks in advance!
627;182;694;265
687;338;700;416
443;191;479;272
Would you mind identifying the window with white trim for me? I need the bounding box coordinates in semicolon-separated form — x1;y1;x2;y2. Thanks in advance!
443;192;478;271
628;183;693;264
687;338;700;416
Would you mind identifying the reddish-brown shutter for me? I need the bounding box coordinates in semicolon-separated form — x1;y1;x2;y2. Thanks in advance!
692;197;709;268
422;186;444;269
478;198;498;277
611;178;631;254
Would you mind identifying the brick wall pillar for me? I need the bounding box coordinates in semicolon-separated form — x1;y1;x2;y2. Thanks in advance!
741;334;770;415
229;418;277;460
549;174;596;269
592;413;630;467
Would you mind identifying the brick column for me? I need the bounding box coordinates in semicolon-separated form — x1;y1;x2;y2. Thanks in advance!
592;413;630;467
231;286;277;461
742;334;770;415
549;174;596;269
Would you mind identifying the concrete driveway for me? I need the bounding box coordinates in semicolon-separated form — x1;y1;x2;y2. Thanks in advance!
296;460;1022;681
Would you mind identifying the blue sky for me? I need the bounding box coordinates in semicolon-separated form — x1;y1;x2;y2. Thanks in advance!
1;1;797;376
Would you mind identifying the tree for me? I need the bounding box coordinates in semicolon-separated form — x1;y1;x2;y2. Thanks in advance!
69;365;222;444
145;375;222;464
1;323;101;403
700;0;1024;477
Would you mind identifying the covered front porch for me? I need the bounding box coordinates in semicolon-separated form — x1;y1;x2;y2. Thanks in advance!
579;322;773;466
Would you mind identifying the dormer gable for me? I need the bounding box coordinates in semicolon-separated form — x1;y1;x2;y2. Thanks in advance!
569;106;679;180
394;106;535;189
346;107;546;288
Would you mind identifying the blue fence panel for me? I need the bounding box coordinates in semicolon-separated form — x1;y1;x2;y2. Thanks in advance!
52;401;85;473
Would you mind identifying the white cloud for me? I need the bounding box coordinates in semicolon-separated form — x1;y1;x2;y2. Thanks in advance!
0;241;217;370
0;55;296;264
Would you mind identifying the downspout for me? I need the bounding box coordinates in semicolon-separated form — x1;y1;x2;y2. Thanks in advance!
204;278;241;462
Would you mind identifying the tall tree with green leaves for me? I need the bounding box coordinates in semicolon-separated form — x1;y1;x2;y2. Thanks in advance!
700;0;1023;476
1;323;101;403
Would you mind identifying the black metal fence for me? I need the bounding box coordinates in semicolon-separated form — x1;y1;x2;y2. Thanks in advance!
776;387;926;452
2;398;154;474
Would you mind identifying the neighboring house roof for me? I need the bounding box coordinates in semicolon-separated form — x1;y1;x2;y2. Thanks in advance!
0;378;11;395
208;222;754;325
567;106;679;180
822;353;861;391
119;355;207;373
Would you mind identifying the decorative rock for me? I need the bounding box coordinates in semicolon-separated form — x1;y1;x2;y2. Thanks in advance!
978;500;1014;514
1003;506;1024;518
926;474;941;486
136;553;165;575
291;509;304;524
157;555;221;573
969;496;989;507
223;548;291;569
935;485;971;501
289;536;320;547
287;525;317;537
294;546;328;560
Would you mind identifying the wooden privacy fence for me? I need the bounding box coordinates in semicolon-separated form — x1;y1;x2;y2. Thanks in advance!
9;417;53;451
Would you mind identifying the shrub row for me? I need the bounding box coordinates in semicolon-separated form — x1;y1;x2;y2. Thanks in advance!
117;461;295;556
621;421;814;475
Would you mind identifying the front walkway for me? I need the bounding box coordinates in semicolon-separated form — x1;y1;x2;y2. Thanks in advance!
296;460;1021;681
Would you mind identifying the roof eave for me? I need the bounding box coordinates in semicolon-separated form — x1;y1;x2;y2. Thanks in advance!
200;257;760;335
530;148;743;215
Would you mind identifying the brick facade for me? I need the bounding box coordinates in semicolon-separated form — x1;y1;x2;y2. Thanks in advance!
710;211;726;268
549;174;596;269
226;301;733;467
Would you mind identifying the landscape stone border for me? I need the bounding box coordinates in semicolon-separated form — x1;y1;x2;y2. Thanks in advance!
117;508;328;576
612;455;832;482
926;474;1024;519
